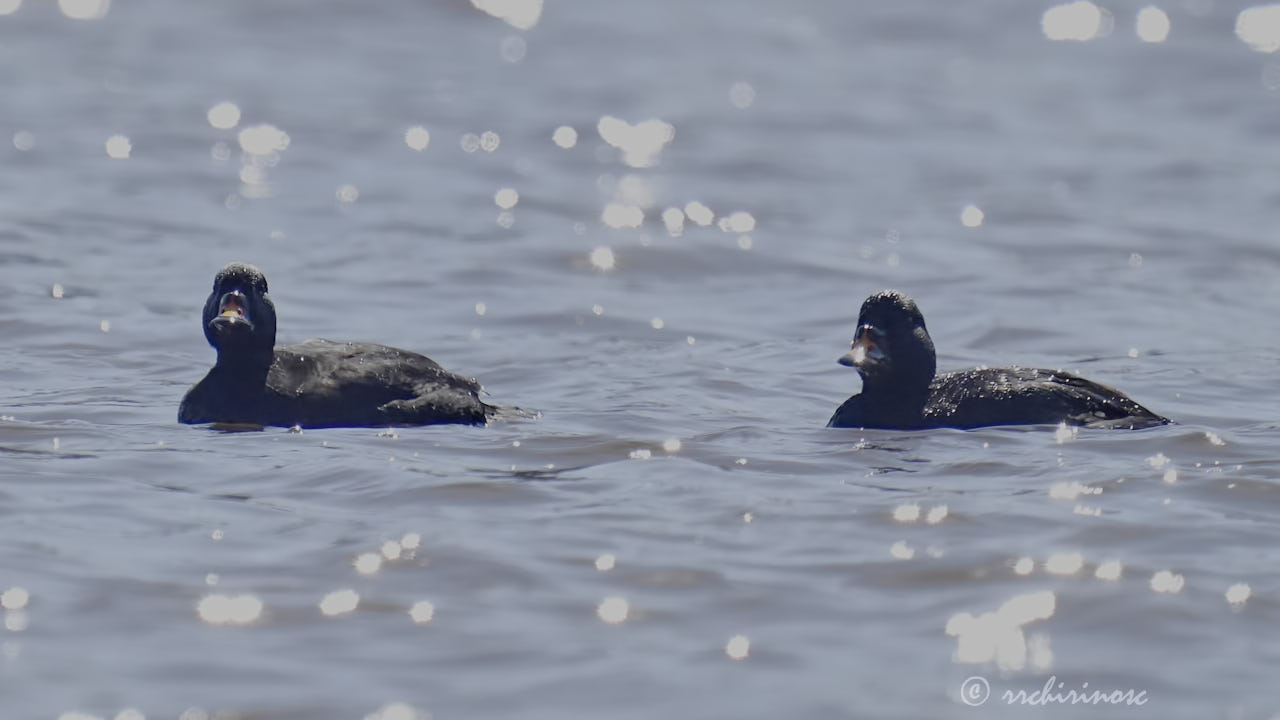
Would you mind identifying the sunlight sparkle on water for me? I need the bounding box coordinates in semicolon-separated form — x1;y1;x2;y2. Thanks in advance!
1013;557;1035;575
494;188;519;209
404;126;430;151
552;126;578;148
470;0;542;29
364;702;429;720
729;82;756;109
381;541;403;560
597;596;629;624
661;207;685;236
13;130;34;150
409;600;436;624
1237;5;1280;52
1050;481;1101;500
500;34;527;62
595;554;616;571
589;246;615;271
946;591;1056;671
725;634;751;659
0;0;20;16
336;184;359;204
717;211;756;233
960;204;984;228
684;201;714;226
480;131;500;152
597;116;675;168
1042;1;1111;41
1;587;29;610
602;203;643;229
59;0;109;20
892;503;921;522
926;505;948;524
320;589;360;615
238;124;290;155
401;533;421;550
355;552;383;575
1095;560;1123;580
105;135;131;159
115;710;145;720
197;594;263;625
1150;570;1185;593
1225;583;1251;606
662;438;682;453
889;541;915;560
207;102;241;130
1136;6;1171;42
650;317;665;330
1045;552;1084;575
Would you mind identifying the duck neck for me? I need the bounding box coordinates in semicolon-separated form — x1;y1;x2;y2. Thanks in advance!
858;370;932;423
212;348;274;386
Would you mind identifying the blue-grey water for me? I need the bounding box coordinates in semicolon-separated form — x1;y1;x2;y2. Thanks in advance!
3;1;1280;718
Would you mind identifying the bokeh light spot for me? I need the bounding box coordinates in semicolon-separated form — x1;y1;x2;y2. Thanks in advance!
684;201;714;226
409;600;436;624
207;102;241;130
470;0;542;29
405;126;431;151
597;116;675;168
1042;1;1110;41
589;246;615;271
354;552;382;575
197;594;264;625
596;596;629;624
105;135;131;159
58;0;109;20
1136;6;1171;42
494;188;519;209
238;124;289;155
1150;569;1185;593
552;126;578;148
1237;5;1280;52
320;589;360;616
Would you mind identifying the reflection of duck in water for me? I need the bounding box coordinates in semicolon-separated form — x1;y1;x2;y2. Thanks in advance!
828;291;1168;430
180;263;503;428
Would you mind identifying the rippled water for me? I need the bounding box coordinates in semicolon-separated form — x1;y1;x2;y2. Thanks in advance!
4;1;1280;718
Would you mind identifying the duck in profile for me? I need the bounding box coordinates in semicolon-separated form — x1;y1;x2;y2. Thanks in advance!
179;263;504;428
828;290;1169;430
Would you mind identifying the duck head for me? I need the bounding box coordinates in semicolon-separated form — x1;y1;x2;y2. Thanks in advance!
838;290;937;396
202;262;278;365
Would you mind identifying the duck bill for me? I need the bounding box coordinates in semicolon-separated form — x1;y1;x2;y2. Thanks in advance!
209;291;254;332
838;327;884;368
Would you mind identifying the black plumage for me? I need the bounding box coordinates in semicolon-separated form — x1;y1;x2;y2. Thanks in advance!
828;290;1168;430
179;263;497;428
